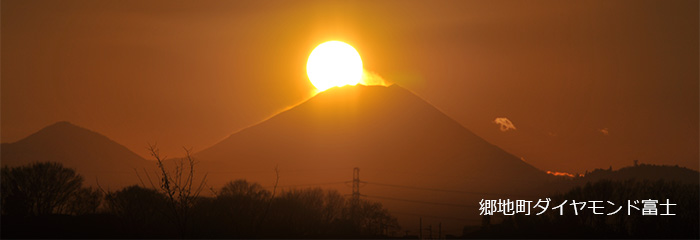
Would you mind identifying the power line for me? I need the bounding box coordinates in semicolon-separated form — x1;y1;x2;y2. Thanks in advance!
361;194;478;208
262;181;348;189
365;181;540;198
204;166;355;175
389;211;481;222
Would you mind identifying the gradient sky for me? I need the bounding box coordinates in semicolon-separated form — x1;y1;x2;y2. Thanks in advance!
2;0;698;174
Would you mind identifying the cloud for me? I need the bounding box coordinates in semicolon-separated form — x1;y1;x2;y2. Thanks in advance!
360;70;392;87
493;117;516;132
598;128;609;136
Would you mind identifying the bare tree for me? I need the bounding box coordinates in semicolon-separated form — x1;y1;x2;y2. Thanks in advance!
147;144;208;238
256;166;279;232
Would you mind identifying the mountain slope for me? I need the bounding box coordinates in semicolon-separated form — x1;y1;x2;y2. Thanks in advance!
196;85;549;192
1;121;153;188
195;85;552;232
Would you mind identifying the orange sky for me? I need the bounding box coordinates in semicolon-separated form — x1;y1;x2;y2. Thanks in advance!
2;0;698;174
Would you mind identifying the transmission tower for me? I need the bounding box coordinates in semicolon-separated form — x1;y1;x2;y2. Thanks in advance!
352;167;360;205
349;167;361;227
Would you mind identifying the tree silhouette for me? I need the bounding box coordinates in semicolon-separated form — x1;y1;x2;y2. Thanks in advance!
208;180;273;237
104;185;168;236
1;162;401;238
261;187;400;237
1;162;83;216
66;187;102;215
219;179;271;200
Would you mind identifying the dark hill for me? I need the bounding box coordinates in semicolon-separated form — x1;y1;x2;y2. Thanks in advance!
1;121;153;189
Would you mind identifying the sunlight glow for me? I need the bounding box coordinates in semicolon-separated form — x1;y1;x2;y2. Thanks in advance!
307;41;364;91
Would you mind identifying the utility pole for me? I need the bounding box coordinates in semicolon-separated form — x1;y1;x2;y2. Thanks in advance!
351;167;360;224
419;217;422;239
427;224;432;239
379;222;384;236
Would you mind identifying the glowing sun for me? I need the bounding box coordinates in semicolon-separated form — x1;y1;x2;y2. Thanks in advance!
306;41;363;91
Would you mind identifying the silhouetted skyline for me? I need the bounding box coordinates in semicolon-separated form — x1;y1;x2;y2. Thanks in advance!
1;1;698;238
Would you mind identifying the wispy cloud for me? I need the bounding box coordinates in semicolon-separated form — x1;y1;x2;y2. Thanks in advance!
546;171;583;178
598;128;609;136
493;117;516;132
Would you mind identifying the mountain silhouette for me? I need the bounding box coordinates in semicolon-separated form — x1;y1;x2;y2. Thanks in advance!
198;85;548;187
1;121;152;189
194;85;553;230
4;86;695;235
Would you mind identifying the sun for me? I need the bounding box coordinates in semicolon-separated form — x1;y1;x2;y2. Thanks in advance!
306;41;363;92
